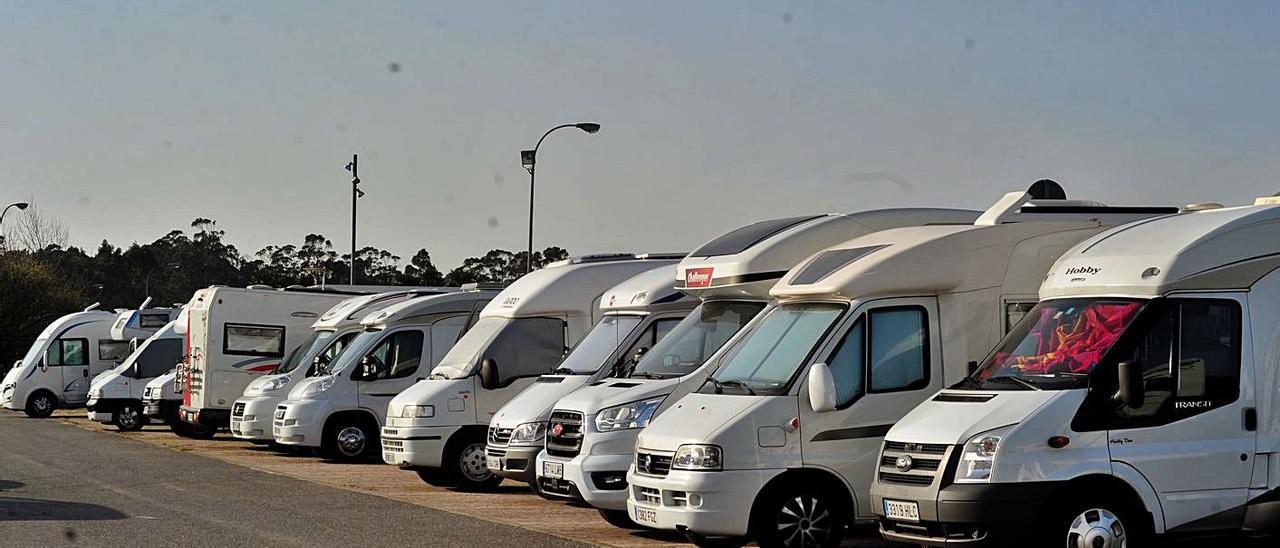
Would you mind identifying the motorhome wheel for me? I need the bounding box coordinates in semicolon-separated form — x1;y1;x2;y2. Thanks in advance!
597;509;643;530
113;403;146;431
750;485;845;548
24;391;56;418
1062;505;1141;548
445;434;503;491
324;418;377;462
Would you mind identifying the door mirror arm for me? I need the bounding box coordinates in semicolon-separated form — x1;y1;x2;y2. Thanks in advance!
1113;360;1144;408
807;362;838;413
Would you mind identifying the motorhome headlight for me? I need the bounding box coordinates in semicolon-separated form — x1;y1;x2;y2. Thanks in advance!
672;444;722;471
259;376;290;394
298;377;335;399
955;426;1014;483
595;397;665;432
509;422;546;445
401;405;435;418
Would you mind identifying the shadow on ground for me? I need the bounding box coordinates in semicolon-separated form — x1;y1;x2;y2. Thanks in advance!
0;496;127;521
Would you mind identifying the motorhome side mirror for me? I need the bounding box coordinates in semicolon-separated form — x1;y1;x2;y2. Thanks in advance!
309;356;323;376
632;347;649;364
130;363;141;378
807;362;838;413
359;356;384;380
479;358;500;390
1114;360;1144;408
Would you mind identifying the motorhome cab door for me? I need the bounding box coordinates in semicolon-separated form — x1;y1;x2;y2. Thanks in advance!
1077;295;1255;532
356;316;467;416
798;297;942;519
48;338;91;403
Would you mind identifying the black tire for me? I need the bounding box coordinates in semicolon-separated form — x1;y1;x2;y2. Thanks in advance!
415;467;456;487
1055;497;1149;548
322;416;378;462
750;483;846;548
444;433;502;492
597;509;644;530
171;421;217;439
112;402;147;431
23;391;57;418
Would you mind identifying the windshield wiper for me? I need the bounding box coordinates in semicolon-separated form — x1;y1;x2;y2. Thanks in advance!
552;367;583;375
983;375;1040;391
710;378;757;395
630;371;667;380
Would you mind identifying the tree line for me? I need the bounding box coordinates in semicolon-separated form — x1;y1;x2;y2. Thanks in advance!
0;212;567;365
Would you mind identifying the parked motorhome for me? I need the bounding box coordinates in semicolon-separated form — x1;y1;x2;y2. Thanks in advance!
2;304;178;417
88;312;188;431
178;286;367;431
141;369;209;436
872;198;1280;546
380;254;683;489
486;264;697;489
230;289;448;442
626;186;1178;546
535;208;980;527
272;288;499;461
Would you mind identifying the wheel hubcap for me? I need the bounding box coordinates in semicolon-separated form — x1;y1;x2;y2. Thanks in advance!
777;494;831;547
1067;508;1127;548
336;426;366;456
120;407;139;427
459;443;491;482
34;396;52;413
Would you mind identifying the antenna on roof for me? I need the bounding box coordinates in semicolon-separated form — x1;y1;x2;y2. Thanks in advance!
139;296;153;310
84;302;101;312
1027;179;1066;200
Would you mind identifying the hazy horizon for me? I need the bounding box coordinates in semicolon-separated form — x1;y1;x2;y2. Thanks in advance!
3;1;1279;268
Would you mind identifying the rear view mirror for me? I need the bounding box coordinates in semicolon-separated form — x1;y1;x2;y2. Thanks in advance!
359;356;385;381
1113;360;1144;408
807;362;838;413
308;356;323;376
479;358;500;390
632;347;649;364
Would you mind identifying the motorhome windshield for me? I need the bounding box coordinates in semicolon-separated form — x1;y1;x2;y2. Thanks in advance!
966;298;1145;390
704;303;845;395
430;316;567;380
328;329;385;376
276;329;338;374
555;315;643;375
124;339;183;379
626;301;765;380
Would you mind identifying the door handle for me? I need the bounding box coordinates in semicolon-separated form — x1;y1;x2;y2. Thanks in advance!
1244;408;1257;431
83;369;88;378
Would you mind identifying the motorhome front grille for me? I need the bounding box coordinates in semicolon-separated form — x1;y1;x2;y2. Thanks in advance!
634;452;673;477
487;447;506;458
231;402;245;418
488;427;513;445
382;439;404;451
878;441;953;487
636;486;662;505
545;411;584;458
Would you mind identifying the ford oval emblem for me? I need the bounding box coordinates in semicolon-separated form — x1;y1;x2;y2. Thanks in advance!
895;455;914;472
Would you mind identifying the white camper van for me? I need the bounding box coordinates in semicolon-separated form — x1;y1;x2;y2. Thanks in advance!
871;198;1280;547
2;305;177;417
625;187;1178;546
230;289;446;442
380;254;683;489
486;264;698;488
535;208;980;526
272;289;499;461
178;286;365;431
88;314;188;431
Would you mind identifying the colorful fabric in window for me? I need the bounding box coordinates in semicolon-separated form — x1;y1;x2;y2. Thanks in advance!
995;302;1140;375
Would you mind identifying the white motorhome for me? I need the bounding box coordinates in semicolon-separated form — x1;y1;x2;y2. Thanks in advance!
272;289;499;461
141;369;208;436
625;187;1178;546
872;198;1280;547
536;208;980;527
2;304;177;417
380;254;682;489
486;264;698;489
178;286;367;431
88;312;188;431
230;289;447;442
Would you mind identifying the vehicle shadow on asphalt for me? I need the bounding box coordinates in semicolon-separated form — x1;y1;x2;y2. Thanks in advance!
0;496;127;521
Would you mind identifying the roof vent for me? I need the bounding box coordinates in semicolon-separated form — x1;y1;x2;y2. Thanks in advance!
1254;196;1280;206
1184;203;1225;211
246;284;274;290
1027;179;1066;200
635;252;689;260
460;282;507;291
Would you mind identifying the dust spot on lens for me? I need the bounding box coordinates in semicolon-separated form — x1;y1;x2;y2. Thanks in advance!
64;528;77;542
965;38;976;50
78;197;91;207
388;62;401;73
782;12;793;24
493;173;504;186
487;217;499;228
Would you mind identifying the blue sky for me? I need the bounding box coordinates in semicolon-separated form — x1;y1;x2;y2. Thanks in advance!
2;1;1278;267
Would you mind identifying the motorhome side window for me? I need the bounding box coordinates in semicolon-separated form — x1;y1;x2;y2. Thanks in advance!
1005;302;1037;333
223;323;286;357
46;338;88;366
362;330;425;380
868;308;928;392
1088;298;1241;429
99;340;133;362
485;317;567;383
139;313;171;329
134;339;183;378
826;319;865;406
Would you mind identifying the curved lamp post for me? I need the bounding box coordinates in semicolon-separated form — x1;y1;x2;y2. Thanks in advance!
0;202;29;250
521;123;600;274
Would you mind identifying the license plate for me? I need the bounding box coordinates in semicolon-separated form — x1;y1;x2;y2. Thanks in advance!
543;461;563;479
274;409;285;419
883;499;920;522
486;456;501;470
633;506;659;526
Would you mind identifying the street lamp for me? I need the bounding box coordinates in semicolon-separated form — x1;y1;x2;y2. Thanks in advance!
346;154;365;285
0;202;29;250
144;262;180;297
521;123;600;274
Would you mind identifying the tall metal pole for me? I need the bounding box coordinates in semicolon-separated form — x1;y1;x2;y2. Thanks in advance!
349;154;359;285
522;123;599;275
526;163;536;275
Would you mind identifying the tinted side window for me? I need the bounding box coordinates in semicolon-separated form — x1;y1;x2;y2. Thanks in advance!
488;318;567;383
826;319;865;407
224;324;286;357
365;331;425;380
137;339;183;378
99;340;133;362
868;308;929;392
60;339;88;366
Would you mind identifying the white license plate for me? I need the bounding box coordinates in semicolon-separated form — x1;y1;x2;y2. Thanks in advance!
633;506;659;526
543;461;563;479
883;499;920;522
486;456;501;470
274;409;285;419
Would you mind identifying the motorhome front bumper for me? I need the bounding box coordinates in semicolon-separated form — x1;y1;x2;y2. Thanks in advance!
271;400;326;447
873;480;1053;545
179;405;230;428
535;451;633;510
231;396;282;441
486;443;541;483
143;399;178;420
379;425;454;468
625;467;778;537
86;398;131;423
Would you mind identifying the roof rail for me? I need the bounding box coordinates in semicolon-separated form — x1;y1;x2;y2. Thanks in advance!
635;252;689;260
461;282;507;291
282;286;371;296
246;284;275;290
570;253;638;264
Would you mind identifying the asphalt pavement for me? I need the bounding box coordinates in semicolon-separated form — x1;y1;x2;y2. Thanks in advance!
0;411;585;547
